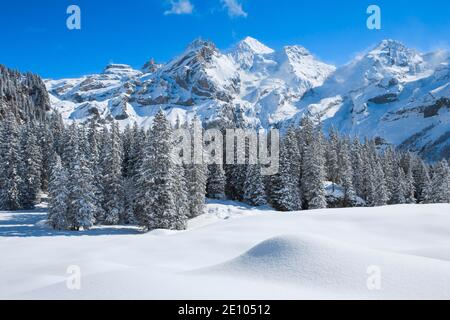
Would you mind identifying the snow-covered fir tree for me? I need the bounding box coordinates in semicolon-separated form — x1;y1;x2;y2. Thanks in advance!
300;118;327;210
135;111;187;231
338;139;356;206
65;135;98;231
207;163;226;199
430;160;450;204
269;127;302;211
413;159;432;204
351;139;365;200
48;155;69;230
99;122;125;224
0;113;23;210
243;162;267;206
185;117;207;218
392;167;408;204
19;123;42;208
325;127;340;190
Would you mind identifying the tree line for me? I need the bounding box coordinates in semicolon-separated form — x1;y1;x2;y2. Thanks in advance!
0;110;449;232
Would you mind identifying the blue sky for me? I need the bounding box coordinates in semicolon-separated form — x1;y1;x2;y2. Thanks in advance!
1;0;449;78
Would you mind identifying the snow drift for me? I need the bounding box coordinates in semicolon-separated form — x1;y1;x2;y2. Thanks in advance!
2;202;450;299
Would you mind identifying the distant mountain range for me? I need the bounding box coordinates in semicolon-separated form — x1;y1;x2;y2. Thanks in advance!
1;37;449;161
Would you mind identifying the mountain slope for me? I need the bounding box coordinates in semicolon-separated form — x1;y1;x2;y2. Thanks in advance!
297;40;450;161
0;65;51;122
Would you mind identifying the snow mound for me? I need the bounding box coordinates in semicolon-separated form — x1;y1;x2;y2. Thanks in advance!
203;234;450;299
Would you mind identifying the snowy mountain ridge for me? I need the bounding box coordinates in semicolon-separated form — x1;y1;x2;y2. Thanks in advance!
45;37;450;160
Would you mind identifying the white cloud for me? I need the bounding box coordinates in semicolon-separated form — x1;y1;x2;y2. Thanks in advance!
221;0;248;18
164;0;194;15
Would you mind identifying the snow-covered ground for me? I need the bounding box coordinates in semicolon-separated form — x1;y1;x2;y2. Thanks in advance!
1;201;450;300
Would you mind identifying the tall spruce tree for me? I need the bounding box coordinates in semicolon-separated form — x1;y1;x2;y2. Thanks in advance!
185;117;207;218
0;113;22;210
66;133;98;231
100;122;125;224
48;155;69;230
339;139;356;206
19;123;42;208
243;163;267;206
300;118;327;210
135;111;187;231
207;164;226;199
269;127;302;211
413;159;432;204
326;127;340;190
430;160;450;203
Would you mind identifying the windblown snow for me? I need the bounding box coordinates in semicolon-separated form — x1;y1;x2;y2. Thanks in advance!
1;201;450;300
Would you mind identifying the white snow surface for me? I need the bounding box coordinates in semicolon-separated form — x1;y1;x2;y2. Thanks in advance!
1;201;450;300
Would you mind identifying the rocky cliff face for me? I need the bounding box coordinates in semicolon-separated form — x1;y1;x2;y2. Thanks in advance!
0;65;51;122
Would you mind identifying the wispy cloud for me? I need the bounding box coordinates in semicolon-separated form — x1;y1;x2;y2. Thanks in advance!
221;0;248;18
164;0;194;15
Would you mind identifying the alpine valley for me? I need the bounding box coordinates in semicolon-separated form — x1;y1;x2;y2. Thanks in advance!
4;37;450;161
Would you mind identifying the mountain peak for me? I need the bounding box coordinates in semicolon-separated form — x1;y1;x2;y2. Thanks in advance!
186;38;217;52
142;59;161;74
367;39;423;68
237;36;274;54
284;45;311;57
374;39;406;50
102;64;141;77
104;63;133;73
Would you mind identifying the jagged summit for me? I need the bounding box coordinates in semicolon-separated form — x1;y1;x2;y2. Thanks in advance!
237;36;274;54
373;39;407;51
103;63;137;73
367;39;423;68
186;38;217;53
142;59;161;74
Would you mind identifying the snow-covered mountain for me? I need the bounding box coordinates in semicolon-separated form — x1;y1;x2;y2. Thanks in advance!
45;37;335;128
296;39;450;161
45;37;450;160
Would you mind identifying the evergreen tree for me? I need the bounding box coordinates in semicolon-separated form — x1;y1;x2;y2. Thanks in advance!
339;139;356;206
135;111;186;231
430;160;450;203
185;117;207;218
48;155;69;230
372;160;389;206
66;135;98;231
391;167;407;204
351;139;365;199
173;164;190;230
38;121;55;192
0;113;22;210
301;119;327;210
269;127;302;211
243;163;267;206
100;122;125;225
325;127;340;190
413;159;432;204
207;164;226;199
19;124;42;208
404;165;417;204
382;147;397;204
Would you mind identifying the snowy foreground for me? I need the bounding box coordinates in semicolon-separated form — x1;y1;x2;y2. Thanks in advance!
1;201;450;300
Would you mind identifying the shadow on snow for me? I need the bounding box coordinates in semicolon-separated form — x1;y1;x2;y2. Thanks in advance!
0;210;142;238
